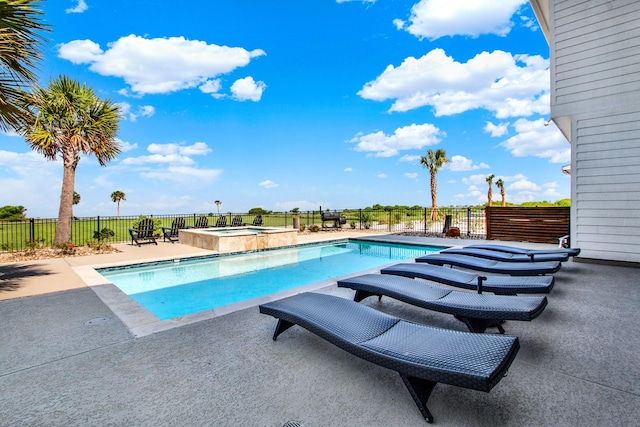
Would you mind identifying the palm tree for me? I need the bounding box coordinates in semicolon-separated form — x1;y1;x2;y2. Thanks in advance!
215;200;222;215
496;178;506;207
486;174;495;207
111;191;126;217
420;148;449;220
21;76;121;245
0;0;49;132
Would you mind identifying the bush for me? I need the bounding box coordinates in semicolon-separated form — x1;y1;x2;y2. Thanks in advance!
54;241;75;255
309;224;321;232
0;205;27;221
93;227;115;241
86;239;114;251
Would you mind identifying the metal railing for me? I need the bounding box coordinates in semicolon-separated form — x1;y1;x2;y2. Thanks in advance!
0;207;486;252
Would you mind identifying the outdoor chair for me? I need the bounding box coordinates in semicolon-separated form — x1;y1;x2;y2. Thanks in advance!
231;215;245;227
251;215;263;226
337;274;547;334
259;292;520;424
381;263;554;295
466;243;581;257
161;217;187;243
440;247;569;263
128;218;158;246
415;253;561;276
194;216;209;228
215;216;227;227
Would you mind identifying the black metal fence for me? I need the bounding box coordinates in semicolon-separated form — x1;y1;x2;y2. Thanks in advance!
0;207;486;252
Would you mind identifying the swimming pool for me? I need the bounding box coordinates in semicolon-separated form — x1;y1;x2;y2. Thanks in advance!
97;239;442;321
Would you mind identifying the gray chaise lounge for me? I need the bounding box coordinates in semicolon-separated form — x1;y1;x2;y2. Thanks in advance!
466;243;581;257
416;253;561;276
259;292;520;424
439;247;568;262
337;273;547;333
381;263;554;295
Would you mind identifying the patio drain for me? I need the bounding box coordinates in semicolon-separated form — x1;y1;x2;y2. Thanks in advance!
84;317;111;325
282;421;303;427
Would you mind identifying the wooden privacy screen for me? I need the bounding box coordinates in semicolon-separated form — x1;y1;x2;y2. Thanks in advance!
485;207;570;244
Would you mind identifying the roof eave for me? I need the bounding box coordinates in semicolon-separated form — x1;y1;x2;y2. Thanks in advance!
529;0;550;45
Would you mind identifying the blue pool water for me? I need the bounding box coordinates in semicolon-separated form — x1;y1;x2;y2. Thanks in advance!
98;239;442;320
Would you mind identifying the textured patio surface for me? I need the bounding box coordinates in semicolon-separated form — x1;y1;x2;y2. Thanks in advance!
1;233;638;426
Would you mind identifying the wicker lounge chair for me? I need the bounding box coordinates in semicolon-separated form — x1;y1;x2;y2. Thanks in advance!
251;215;263;226
440;247;569;263
337;274;547;333
193;215;208;228
259;292;520;424
381;263;554;295
416;253;561;276
465;243;581;257
128;218;158;246
215;216;227;227
161;217;186;243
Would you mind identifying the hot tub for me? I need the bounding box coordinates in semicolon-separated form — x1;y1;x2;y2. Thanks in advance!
178;226;298;253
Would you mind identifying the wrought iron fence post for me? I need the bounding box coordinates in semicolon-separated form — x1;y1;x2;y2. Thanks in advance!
97;216;101;241
424;208;427;234
30;218;35;242
467;207;471;236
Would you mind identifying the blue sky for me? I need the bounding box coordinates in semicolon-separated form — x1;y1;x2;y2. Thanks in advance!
0;0;570;218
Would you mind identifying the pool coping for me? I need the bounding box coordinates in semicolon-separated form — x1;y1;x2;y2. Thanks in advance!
76;238;446;337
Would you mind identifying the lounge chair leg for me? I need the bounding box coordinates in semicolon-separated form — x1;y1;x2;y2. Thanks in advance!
455;316;506;334
353;290;381;303
400;374;437;423
272;319;295;341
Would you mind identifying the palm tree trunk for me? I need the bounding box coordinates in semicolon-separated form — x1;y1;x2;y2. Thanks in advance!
117;201;120;217
430;172;438;221
54;163;76;245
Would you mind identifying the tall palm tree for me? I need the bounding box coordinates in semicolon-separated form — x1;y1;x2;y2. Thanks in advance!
486;174;495;207
420;148;449;221
0;0;49;132
21;76;121;245
496;178;506;207
111;191;126;217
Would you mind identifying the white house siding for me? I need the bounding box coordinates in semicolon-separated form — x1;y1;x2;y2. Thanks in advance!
548;0;640;262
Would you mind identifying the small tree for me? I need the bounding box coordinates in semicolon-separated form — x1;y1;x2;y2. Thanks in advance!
72;191;80;218
496;178;506;207
111;191;126;217
486;174;495;207
0;205;27;221
420;148;449;220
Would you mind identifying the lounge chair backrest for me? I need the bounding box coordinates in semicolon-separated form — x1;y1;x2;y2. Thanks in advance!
194;216;208;228
231;215;243;227
215;216;227;227
252;215;263;226
136;218;155;237
173;217;186;231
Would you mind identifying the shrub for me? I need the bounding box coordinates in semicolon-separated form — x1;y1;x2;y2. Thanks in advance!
86;239;114;251
309;224;321;232
93;227;115;241
54;241;75;255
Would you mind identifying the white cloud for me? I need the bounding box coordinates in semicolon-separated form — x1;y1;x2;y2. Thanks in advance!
404;172;419;179
358;49;549;117
199;79;223;97
230;76;267;101
140;166;222;183
118;102;155;121
117;139;138;152
461;174;489;185
507;178;540;192
259;180;279;189
349;123;444;157
500;118;570;163
122;142;211;165
57;35;266;95
484;121;509;137
377;173;387;179
66;0;88;14
344;167;352;172
395;0;528;40
399;154;421;163
448;155;489;172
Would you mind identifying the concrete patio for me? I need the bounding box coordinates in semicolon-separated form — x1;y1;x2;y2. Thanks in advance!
0;233;638;426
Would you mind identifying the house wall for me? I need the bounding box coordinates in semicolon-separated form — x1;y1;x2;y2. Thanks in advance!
548;0;640;262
